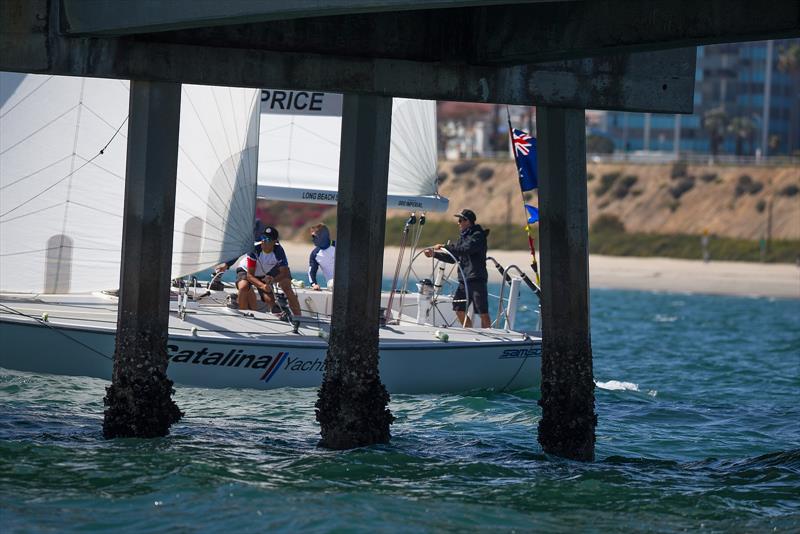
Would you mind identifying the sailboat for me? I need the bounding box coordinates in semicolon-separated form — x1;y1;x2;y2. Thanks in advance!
0;73;541;393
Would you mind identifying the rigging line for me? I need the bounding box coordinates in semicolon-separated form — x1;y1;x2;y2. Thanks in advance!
175;176;256;242
285;119;295;187
0;75;54;119
281;158;340;173
79;103;129;136
227;89;248;187
0;201;65;224
211;88;238;186
245;93;261;186
259;123;293;136
67;200;124;219
0;303;114;361
0;155;73;192
1;245;120;257
0;114;129;220
182;91;245;217
174;145;255;238
0;104;79;156
179;94;252;225
77;153;125;181
58;77;87;293
288;122;341;147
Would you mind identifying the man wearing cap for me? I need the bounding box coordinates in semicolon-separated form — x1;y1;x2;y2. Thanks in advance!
235;226;302;316
424;209;491;328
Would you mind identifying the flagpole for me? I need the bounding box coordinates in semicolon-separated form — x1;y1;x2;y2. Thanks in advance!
507;106;541;286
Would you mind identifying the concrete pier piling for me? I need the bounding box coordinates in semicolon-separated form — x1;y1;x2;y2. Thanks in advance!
316;94;395;449
103;81;183;439
535;106;597;461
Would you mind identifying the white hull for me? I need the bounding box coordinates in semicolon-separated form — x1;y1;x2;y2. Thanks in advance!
0;294;541;394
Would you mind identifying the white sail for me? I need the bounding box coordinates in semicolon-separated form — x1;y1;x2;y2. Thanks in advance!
0;72;260;293
257;90;447;211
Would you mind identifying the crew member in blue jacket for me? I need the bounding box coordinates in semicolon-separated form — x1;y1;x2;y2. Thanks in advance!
307;223;336;290
424;208;491;328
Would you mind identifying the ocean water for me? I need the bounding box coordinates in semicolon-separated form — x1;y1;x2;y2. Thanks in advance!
1;286;799;532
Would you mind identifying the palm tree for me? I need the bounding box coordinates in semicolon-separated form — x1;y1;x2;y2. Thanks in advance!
778;43;800;154
703;107;729;160
727;116;756;156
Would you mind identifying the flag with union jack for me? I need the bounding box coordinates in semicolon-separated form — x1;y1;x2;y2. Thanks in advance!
511;128;537;191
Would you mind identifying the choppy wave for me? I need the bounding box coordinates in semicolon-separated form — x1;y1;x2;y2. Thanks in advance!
2;287;800;532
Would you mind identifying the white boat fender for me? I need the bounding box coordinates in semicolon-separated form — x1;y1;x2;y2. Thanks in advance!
317;330;328;340
191;326;198;336
41;312;49;322
435;329;449;342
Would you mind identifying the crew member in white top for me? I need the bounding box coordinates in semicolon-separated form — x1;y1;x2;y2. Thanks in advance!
307;223;336;290
235;226;301;316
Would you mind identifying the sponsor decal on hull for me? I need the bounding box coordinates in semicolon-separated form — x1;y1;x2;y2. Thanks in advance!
499;347;541;359
166;345;327;384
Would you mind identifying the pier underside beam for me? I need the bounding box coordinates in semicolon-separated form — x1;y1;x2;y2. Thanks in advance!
316;94;394;449
103;80;183;439
536;106;596;461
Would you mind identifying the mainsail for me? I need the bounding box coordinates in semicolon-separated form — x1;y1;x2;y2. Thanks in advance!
257;90;447;211
0;73;260;293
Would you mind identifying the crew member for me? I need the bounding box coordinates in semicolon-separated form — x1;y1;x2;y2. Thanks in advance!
424;208;490;328
236;226;301;316
307;223;336;290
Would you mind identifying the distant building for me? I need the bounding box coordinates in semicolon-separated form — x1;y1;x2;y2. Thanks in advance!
601;39;800;157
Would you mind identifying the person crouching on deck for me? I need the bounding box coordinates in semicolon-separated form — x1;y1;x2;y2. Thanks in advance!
308;223;336;290
235;226;301;316
423;208;491;328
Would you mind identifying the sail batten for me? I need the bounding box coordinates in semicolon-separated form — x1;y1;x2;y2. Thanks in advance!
0;72;260;293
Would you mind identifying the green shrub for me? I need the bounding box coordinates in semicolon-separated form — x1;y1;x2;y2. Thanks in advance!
476;167;494;182
700;172;718;183
756;199;766;213
587;173;595;182
671;161;688;179
734;174;763;197
592;214;625;233
612;175;639;199
596;172;621;196
779;184;799;197
669;177;695;199
452;161;477;175
589;230;800;263
437;171;448;184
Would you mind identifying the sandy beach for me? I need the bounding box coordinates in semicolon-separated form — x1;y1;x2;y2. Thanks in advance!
282;241;800;299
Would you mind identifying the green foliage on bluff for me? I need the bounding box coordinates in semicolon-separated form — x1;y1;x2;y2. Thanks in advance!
589;215;800;263
323;215;800;263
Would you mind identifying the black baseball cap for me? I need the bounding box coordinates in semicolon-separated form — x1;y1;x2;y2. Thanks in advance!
453;209;476;223
255;226;280;245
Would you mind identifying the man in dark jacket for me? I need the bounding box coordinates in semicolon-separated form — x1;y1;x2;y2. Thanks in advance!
424;208;491;328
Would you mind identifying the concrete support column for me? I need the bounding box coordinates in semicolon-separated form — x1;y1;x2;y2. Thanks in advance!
316;94;394;449
535;106;596;461
103;81;183;439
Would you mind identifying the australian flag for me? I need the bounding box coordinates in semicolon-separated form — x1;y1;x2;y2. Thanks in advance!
512;128;538;192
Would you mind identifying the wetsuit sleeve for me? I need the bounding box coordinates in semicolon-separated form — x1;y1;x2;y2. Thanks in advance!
433;251;455;263
274;245;289;268
308;248;320;284
445;231;485;256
